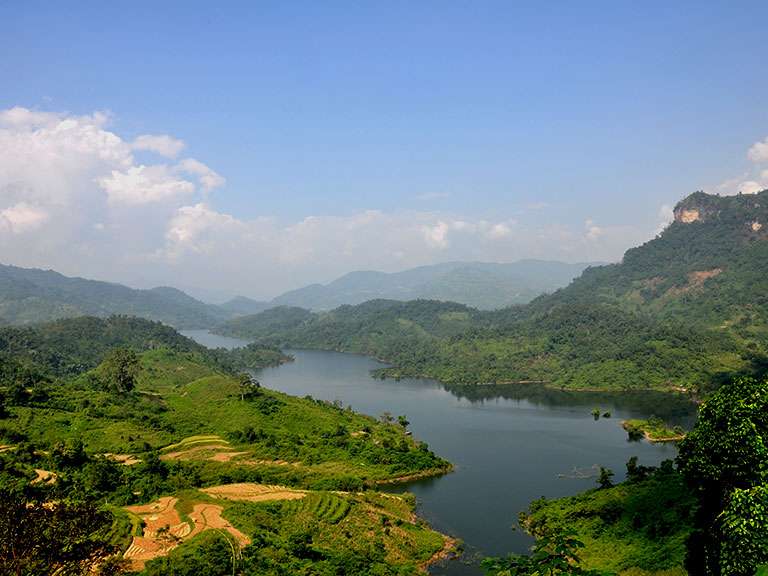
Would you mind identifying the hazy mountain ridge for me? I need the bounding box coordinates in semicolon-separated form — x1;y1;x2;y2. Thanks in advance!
0;264;228;329
269;260;595;310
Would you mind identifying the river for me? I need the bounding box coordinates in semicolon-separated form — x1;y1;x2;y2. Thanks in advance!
182;330;695;575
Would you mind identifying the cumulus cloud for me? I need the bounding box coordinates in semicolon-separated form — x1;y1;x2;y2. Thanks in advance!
716;137;768;195
584;219;603;241
748;137;768;164
177;158;226;191
132;134;186;158
99;165;195;205
422;221;451;248
0;202;49;233
0;105;646;298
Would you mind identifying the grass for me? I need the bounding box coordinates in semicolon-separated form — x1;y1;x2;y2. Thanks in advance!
522;471;696;576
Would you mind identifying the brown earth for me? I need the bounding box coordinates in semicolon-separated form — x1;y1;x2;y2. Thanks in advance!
32;469;57;485
202;482;307;503
123;484;306;569
103;453;142;465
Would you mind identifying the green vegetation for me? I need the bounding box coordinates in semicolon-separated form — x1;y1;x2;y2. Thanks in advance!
489;463;694;576
677;377;768;575
0;315;451;574
622;418;686;442
218;191;768;393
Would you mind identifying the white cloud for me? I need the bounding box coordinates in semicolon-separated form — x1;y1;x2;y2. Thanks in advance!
422;221;451;249
738;180;766;195
748;137;768;164
486;222;512;239
132;134;186;158
0;202;49;233
99;165;196;205
0;106;61;129
177;158;226;191
656;204;674;235
715;138;768;195
164;202;244;257
584;219;603;241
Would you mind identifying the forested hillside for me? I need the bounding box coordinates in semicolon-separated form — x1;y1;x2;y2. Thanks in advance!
0;264;228;328
0;316;451;574
218;191;768;392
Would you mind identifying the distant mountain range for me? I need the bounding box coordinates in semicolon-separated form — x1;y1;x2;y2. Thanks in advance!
0;258;590;328
0;264;228;328
223;260;596;312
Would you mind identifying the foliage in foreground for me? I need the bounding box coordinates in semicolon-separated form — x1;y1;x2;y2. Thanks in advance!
677;377;768;576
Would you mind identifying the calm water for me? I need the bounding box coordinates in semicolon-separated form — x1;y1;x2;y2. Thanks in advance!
183;330;695;575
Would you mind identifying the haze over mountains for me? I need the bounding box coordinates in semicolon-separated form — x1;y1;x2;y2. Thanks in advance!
0;258;592;328
258;260;595;311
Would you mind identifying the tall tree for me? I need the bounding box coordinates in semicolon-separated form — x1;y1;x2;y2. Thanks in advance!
100;348;140;394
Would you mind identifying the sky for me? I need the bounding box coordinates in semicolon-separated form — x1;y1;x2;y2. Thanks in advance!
2;1;768;301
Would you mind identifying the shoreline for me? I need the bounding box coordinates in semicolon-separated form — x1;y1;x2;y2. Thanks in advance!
420;535;461;573
373;464;455;487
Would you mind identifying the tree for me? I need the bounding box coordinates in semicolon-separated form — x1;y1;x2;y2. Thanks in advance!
719;484;768;576
597;467;614;489
481;530;614;575
100;348;140;394
0;487;120;575
677;377;768;576
238;373;261;401
397;415;410;429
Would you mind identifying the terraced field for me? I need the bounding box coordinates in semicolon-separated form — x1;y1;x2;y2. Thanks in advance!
283;491;352;524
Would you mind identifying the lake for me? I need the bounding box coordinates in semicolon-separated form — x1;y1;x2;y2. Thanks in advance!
182;330;695;575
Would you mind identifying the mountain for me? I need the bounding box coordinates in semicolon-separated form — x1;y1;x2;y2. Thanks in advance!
270;260;595;310
218;191;768;392
0;264;229;328
218;295;272;316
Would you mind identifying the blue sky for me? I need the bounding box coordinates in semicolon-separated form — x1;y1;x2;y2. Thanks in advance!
2;1;768;299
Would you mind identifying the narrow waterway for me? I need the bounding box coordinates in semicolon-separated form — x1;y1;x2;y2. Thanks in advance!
183;330;695;574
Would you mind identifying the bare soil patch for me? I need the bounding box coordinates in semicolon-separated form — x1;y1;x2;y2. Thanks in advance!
123;494;253;570
103;453;142;465
160;444;234;461
32;469;57;485
202;482;307;503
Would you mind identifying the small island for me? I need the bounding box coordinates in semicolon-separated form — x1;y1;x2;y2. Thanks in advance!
622;417;686;443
